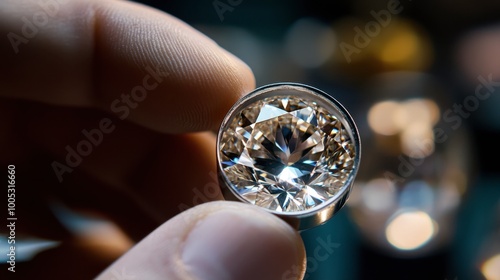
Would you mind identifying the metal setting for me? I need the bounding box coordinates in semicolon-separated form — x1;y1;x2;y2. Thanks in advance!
216;83;361;230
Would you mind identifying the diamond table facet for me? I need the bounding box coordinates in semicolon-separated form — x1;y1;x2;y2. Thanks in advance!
218;93;356;213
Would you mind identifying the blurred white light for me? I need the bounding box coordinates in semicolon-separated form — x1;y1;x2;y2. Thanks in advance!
361;178;396;212
482;254;500;280
367;100;401;135
400;122;434;158
0;237;60;262
285;18;336;68
386;210;436;250
395;98;440;128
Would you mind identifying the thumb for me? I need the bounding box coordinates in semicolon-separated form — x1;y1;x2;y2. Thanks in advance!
97;201;306;280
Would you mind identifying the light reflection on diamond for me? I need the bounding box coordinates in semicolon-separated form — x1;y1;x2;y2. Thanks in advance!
220;95;355;212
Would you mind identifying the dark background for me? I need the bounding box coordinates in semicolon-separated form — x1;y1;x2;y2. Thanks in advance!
137;0;500;279
2;0;500;279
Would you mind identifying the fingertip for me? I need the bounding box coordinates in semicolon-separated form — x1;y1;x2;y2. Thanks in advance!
204;49;256;132
0;0;255;134
93;0;256;133
182;202;305;280
97;201;305;280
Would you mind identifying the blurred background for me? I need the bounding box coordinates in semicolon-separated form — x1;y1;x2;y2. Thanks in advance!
153;0;500;279
2;0;500;279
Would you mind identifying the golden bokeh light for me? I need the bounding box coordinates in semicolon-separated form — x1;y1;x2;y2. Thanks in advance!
368;98;438;158
332;18;434;79
395;98;440;129
380;32;419;65
386;210;436;250
368;100;401;135
400;122;435;158
482;254;500;280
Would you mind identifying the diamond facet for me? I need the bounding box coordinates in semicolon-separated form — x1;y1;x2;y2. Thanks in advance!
218;89;357;213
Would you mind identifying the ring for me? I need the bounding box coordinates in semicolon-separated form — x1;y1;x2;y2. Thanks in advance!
216;83;361;230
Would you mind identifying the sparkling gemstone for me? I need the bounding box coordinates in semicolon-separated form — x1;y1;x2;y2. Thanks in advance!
218;95;356;213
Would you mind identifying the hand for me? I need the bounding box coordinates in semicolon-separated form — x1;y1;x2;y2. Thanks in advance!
0;0;306;279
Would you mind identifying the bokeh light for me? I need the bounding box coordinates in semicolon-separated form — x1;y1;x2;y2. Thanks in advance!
385;210;437;251
285;18;337;68
367;97;439;158
481;254;500;280
367;100;401;136
361;178;396;212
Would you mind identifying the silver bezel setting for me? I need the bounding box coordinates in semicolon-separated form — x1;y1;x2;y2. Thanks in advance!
216;83;361;230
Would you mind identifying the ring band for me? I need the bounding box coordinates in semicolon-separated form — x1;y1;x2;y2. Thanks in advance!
216;83;361;230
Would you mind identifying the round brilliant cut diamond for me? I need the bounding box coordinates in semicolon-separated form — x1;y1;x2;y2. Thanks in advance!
218;91;356;213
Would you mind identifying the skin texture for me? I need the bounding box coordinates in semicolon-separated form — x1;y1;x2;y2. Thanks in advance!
0;0;306;279
97;201;306;280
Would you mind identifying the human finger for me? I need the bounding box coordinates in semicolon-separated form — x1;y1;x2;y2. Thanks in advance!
0;0;255;133
97;201;306;280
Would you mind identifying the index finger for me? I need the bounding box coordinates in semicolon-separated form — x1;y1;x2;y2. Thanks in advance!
0;0;255;133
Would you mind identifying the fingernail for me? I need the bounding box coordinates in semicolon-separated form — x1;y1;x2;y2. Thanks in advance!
182;208;304;280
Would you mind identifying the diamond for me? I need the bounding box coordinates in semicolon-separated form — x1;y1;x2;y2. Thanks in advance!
218;92;357;213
